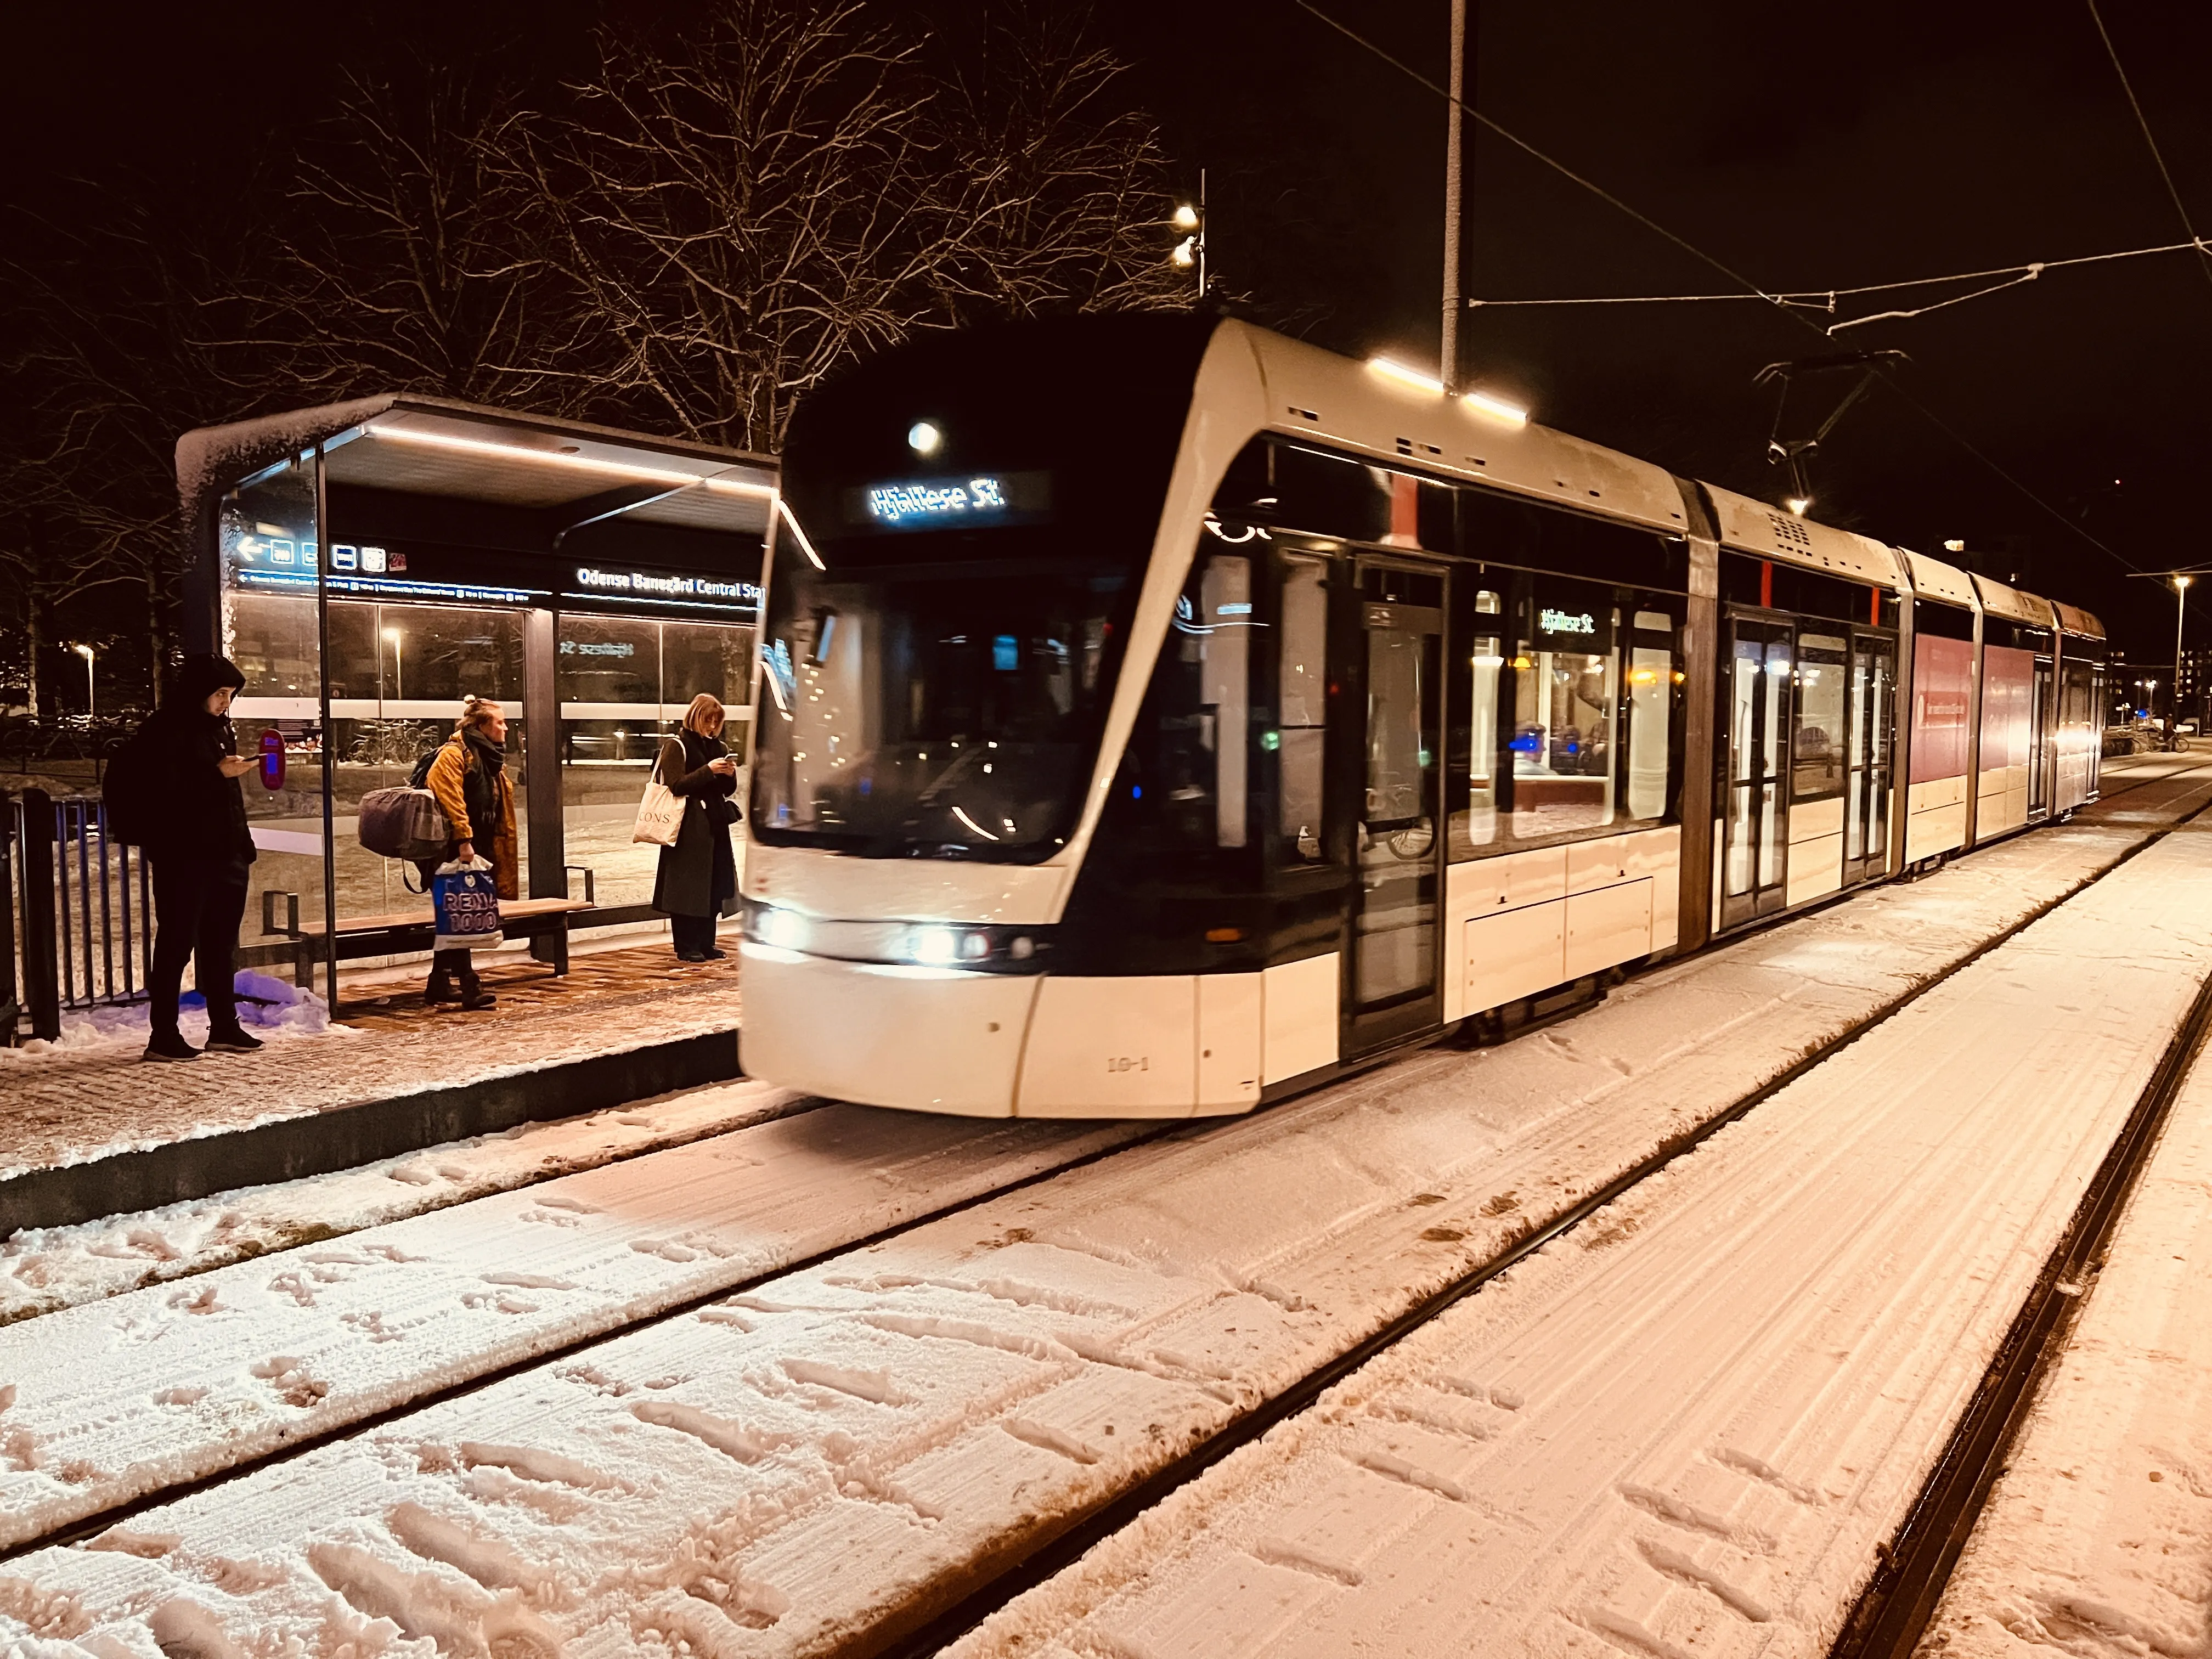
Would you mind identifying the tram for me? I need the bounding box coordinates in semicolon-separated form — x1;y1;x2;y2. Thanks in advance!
738;314;2108;1118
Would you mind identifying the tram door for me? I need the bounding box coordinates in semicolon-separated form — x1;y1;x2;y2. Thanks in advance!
1344;559;1446;1054
1842;631;1896;885
2029;656;2053;820
1719;614;1794;929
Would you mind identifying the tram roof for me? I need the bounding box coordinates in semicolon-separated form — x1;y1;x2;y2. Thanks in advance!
177;394;779;543
1231;323;1694;537
1903;550;1979;610
2052;601;2106;641
1972;573;2059;629
1699;484;1909;591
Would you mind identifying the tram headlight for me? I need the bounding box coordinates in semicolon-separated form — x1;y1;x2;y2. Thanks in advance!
750;904;810;952
905;926;996;965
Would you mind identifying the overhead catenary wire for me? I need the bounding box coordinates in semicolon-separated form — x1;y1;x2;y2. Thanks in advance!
1464;235;2211;329
1283;0;2143;574
2085;0;2212;308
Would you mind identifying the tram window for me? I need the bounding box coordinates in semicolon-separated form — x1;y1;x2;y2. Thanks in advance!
1268;444;1391;543
1625;611;1674;822
1455;587;1505;856
1277;556;1329;863
1460;489;1689;591
1122;548;1256;855
1792;633;1849;802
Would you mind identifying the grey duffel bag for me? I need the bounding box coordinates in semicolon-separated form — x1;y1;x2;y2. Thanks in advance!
358;786;451;861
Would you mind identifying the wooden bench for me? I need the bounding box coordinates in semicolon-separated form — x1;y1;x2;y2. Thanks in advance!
258;891;596;983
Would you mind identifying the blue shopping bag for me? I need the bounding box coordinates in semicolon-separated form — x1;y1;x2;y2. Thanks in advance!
431;857;504;952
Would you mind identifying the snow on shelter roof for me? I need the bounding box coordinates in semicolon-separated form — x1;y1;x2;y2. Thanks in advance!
177;395;778;552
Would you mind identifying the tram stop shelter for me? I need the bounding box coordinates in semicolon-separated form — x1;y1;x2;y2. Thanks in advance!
177;397;776;998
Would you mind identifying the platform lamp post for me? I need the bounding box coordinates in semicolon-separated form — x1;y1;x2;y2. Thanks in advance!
72;643;94;722
2128;566;2211;736
2177;575;2191;734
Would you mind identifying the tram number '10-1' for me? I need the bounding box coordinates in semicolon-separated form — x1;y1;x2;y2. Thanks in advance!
1107;1056;1150;1074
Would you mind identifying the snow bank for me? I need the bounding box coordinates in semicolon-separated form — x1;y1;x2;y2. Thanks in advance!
0;972;337;1064
1;1081;804;1325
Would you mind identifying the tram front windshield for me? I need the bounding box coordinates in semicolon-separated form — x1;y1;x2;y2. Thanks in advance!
753;537;1133;859
752;313;1217;861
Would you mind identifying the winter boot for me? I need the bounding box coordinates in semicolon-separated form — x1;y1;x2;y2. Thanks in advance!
204;1025;265;1054
457;967;497;1011
142;1028;201;1063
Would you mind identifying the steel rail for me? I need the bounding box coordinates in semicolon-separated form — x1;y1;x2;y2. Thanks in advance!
1830;878;2212;1655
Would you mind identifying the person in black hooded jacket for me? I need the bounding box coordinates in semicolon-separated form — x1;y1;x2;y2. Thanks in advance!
137;653;261;1062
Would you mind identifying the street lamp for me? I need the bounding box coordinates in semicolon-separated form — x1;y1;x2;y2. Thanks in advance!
2175;575;2192;733
1170;178;1204;293
73;643;94;721
383;627;403;704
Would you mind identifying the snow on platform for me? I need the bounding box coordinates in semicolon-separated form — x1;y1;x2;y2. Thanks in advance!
946;828;2212;1659
1;791;2199;1650
1918;923;2212;1657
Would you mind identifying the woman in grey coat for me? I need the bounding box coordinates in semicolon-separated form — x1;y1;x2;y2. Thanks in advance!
653;693;741;962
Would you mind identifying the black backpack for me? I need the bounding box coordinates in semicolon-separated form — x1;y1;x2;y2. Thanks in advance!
408;747;439;789
103;724;163;848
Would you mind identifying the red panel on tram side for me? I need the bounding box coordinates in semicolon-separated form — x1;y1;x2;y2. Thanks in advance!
1979;646;2036;772
1910;634;1974;784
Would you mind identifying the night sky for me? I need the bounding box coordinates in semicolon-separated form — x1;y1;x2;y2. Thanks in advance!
7;0;2207;654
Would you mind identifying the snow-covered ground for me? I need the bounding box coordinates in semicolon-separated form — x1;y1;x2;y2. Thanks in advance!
0;971;337;1065
1917;992;2212;1656
1;1082;804;1326
0;1101;1149;1552
945;822;2212;1659
1;788;2200;1653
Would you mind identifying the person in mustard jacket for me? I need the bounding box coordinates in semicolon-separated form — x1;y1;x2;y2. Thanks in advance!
419;695;518;1009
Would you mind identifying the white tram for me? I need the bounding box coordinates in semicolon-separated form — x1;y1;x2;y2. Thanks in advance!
738;315;2108;1118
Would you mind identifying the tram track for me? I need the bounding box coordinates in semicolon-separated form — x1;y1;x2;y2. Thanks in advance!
8;768;2209;1629
883;783;2212;1659
1831;880;2212;1657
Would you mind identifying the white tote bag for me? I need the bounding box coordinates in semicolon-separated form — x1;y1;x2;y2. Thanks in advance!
631;749;686;847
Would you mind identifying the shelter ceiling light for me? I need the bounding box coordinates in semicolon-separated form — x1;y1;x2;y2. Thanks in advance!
1943;538;1966;552
1785;496;1813;515
776;496;827;571
1462;389;1528;425
367;426;772;497
907;421;943;457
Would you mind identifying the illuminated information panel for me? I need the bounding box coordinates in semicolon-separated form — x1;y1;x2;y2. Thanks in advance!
843;470;1051;532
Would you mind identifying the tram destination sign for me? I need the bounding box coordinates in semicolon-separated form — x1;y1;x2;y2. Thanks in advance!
844;470;1052;532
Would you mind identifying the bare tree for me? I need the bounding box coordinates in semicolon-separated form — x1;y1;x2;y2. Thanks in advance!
257;67;592;413
499;0;1184;452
